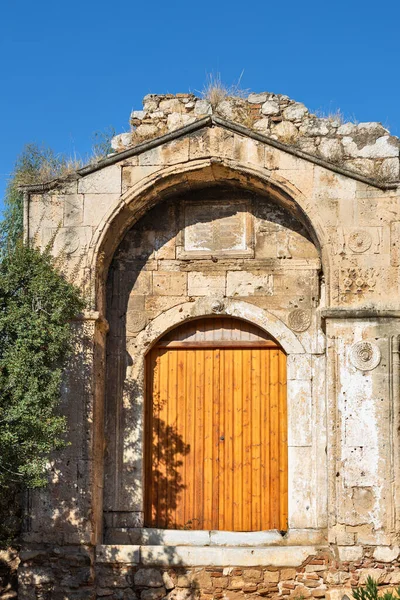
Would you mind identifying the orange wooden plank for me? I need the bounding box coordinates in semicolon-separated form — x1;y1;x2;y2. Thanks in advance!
156;349;169;528
218;348;226;530
175;349;186;528
166;349;178;527
269;350;280;529
185;349;195;528
242;348;252;531
232;349;243;531
251;349;262;531
224;348;234;531
279;350;288;531
203;349;214;529
193;349;205;529
157;340;277;349
261;348;270;529
212;348;221;529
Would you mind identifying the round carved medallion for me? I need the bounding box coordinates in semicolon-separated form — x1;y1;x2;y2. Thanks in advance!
347;230;372;253
211;300;225;314
349;341;381;371
126;311;147;334
288;309;311;332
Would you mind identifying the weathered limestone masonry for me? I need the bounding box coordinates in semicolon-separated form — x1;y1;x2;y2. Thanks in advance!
16;90;400;600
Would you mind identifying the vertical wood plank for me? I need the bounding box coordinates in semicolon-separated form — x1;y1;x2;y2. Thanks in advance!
166;350;178;527
251;349;261;531
212;348;221;529
242;349;252;531
175;350;186;528
156;349;169;528
218;348;226;530
185;348;195;528
203;349;213;529
279;351;288;531
224;348;234;531
233;349;243;531
194;349;205;529
270;350;280;529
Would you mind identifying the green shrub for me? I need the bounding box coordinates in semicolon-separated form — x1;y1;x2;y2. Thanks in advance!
0;144;85;545
353;576;400;600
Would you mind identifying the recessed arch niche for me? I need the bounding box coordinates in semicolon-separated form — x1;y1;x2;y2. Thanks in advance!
103;183;326;542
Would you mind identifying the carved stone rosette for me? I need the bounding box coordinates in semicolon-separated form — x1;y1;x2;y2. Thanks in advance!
349;340;381;371
288;309;311;332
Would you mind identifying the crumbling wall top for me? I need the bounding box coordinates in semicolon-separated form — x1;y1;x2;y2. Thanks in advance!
111;91;400;183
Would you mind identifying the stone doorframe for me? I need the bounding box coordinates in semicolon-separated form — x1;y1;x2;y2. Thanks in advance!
104;297;327;544
89;157;330;545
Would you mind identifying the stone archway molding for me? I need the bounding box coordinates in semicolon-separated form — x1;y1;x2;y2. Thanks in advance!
129;298;305;383
88;157;329;313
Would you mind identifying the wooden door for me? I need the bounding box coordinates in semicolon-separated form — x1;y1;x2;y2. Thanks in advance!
144;318;288;531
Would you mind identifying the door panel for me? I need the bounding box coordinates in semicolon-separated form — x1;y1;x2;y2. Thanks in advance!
145;329;287;531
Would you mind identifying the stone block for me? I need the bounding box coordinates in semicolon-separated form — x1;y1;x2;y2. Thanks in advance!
153;272;187;296
141;587;166;600
130;271;152;295
373;546;400;562
233;135;265;165
287;379;312;446
190;570;212;588
187;272;226;296
96;545;140;564
162;571;175;591
63;194;84;226
337;546;363;562
359;569;386;584
287;354;312;380
160;139;190;164
226;271;273;297
141;529;210;546
167;590;194;600
139;546;319;567
210;530;282;547
134;569;164;587
122;165;160;191
243;569;262;582
78;164;121;194
261;99;280;116
288;447;313;529
83;192;120;225
280;569;297;580
229;577;245;589
264;571;280;583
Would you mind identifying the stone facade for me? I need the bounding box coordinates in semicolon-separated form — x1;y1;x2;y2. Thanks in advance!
16;90;400;599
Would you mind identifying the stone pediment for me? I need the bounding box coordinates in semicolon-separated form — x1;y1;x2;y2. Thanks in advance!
78;115;399;191
21;115;399;192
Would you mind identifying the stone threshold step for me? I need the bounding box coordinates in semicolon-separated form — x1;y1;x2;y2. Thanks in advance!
104;528;327;547
97;544;327;567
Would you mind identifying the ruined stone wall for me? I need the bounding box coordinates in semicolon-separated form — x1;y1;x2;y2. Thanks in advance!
18;92;400;600
112;93;400;183
17;545;400;600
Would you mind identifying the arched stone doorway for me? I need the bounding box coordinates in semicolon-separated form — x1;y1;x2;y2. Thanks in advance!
103;184;325;543
144;316;288;532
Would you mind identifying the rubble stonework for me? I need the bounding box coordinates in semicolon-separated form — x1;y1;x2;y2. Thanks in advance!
111;93;400;183
14;90;400;599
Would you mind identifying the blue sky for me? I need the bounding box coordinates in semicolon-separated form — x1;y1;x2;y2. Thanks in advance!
1;0;400;213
